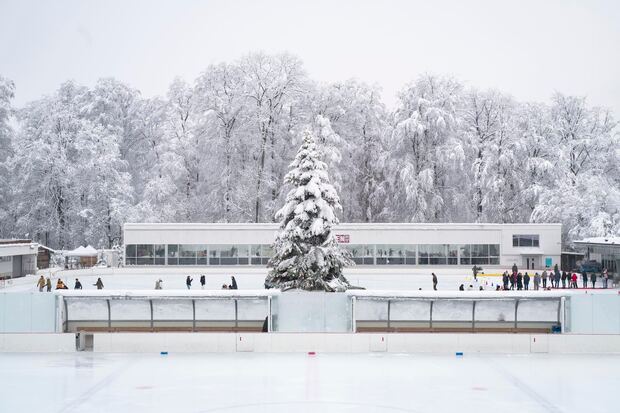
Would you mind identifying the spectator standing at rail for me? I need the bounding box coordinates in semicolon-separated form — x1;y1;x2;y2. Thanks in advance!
561;271;567;288
581;271;588;288
591;272;597;288
553;264;561;288
36;275;46;292
542;270;548;289
46;277;52;292
524;272;530;290
74;278;82;289
94;278;104;290
571;273;578;289
517;273;523;290
502;272;509;290
200;274;206;289
186;276;193;290
534;272;541;290
602;268;609;289
432;273;438;291
510;272;516;290
231;276;238;290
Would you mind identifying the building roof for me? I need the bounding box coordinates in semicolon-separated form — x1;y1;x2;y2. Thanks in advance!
0;239;32;245
574;237;620;246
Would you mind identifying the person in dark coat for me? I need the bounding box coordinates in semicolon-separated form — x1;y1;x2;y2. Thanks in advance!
512;263;518;275
502;272;509;290
46;277;52;292
186;276;193;290
432;273;438;291
472;266;479;281
231;276;238;290
582;272;588;288
561;271;567;288
523;272;530;290
200;274;206;289
458;284;465;291
94;278;104;290
591;272;597;288
516;273;523;290
74;278;82;290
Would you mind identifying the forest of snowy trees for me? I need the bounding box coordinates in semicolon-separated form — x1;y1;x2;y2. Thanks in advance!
0;53;618;250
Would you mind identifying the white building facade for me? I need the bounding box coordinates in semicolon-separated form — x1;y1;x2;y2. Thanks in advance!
0;240;38;279
123;223;562;270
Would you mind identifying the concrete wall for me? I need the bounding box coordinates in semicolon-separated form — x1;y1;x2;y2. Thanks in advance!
0;333;75;352
92;332;620;354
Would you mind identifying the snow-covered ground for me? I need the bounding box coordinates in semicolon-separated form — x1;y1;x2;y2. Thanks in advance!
0;352;617;413
4;266;615;293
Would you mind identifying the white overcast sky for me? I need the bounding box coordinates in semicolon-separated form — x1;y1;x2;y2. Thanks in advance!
1;0;619;114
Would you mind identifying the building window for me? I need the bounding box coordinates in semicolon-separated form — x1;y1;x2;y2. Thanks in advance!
459;244;500;265
376;245;406;265
344;244;374;265
167;244;179;265
513;234;540;247
251;245;273;265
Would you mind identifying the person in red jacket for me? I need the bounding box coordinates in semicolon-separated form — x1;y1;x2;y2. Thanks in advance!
571;273;578;289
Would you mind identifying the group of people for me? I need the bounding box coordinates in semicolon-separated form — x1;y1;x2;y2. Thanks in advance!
499;263;611;291
36;275;104;291
183;275;238;290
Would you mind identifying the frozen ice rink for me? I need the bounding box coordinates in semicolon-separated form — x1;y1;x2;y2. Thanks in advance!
1;352;617;412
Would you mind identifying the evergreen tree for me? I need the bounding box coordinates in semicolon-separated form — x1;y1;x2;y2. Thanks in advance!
265;129;352;291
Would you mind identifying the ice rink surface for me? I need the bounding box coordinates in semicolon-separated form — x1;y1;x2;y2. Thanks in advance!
1;352;617;413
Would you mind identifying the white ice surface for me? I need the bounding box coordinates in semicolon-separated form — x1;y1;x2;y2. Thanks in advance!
0;353;617;413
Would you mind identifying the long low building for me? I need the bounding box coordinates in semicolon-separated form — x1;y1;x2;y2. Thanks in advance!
123;223;562;270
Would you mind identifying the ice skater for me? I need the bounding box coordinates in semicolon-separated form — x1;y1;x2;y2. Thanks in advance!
36;275;46;292
155;279;163;290
523;272;530;290
74;278;82;289
186;275;193;290
200;274;206;289
230;276;238;290
94;278;104;290
432;272;438;291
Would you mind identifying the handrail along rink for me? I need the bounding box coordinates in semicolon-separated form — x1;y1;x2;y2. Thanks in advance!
54;289;280;333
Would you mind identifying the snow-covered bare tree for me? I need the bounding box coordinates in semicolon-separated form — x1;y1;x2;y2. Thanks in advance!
0;76;15;236
265;129;352;292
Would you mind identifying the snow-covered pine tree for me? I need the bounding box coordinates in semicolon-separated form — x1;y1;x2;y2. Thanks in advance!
265;128;353;292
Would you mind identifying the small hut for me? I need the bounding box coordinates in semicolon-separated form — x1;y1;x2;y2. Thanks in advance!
65;245;98;269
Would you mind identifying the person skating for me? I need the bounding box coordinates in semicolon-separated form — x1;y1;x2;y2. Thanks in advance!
231;276;238;290
46;277;52;292
553;264;560;288
36;275;46;292
502;272;509;290
524;272;530;290
510;272;516;290
582;272;588;288
200;274;206;289
94;278;104;290
602;268;609;289
432;272;438;291
186;275;193;290
591;272;597;288
534;272;541;290
56;279;68;290
458;284;464;291
74;278;82;289
516;273;523;290
155;279;163;290
472;265;479;281
542;270;548;289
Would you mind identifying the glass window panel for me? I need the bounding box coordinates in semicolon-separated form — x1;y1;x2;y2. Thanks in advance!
532;236;539;247
221;257;238;265
471;244;489;257
405;245;416;257
251;257;261;265
126;257;137;265
418;257;429;265
137;244;153;258
430;257;447;265
489;257;500;265
512;235;519;247
197;257;208;265
489;244;500;256
520;236;533;247
197;246;208;258
209;258;220;265
406;258;417;265
363;257;374;265
179;258;196;265
448;257;458;265
154;258;165;265
137;257;154;265
238;257;248;265
460;257;471;265
472;257;489;265
154;245;165;258
261;245;274;258
167;244;178;257
167;258;178;265
125;244;136;258
448;245;458;257
179;245;199;258
459;245;470;259
376;257;388;265
251;245;261;257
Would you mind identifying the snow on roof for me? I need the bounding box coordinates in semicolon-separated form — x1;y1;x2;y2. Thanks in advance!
574;237;620;246
65;246;97;257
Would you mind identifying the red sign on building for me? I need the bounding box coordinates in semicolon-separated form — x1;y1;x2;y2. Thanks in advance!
335;234;350;244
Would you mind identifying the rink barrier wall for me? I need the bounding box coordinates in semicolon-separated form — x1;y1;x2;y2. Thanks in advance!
0;333;75;352
92;333;620;354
